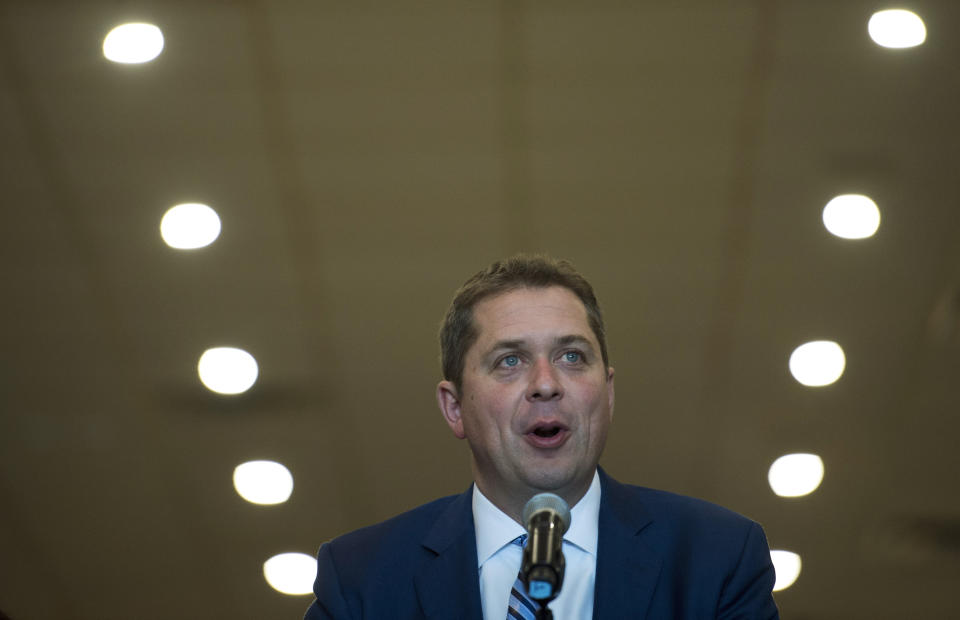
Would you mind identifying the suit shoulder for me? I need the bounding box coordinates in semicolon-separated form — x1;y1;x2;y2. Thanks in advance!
309;490;481;619
313;490;474;606
323;492;464;554
617;482;762;533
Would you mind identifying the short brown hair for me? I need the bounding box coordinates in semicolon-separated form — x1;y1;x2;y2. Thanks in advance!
440;254;609;390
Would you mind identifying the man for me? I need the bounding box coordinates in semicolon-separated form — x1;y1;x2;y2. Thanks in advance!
305;255;779;619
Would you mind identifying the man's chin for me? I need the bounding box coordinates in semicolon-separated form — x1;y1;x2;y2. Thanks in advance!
520;468;583;498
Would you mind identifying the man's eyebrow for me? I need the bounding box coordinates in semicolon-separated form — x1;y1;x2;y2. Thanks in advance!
487;339;526;354
486;335;594;353
555;334;593;348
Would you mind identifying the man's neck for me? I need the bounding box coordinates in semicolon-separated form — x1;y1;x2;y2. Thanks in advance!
473;473;595;525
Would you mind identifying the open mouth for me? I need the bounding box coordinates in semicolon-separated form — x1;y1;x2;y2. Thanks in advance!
524;421;569;448
533;426;562;438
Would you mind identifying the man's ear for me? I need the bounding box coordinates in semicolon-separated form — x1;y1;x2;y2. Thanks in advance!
437;380;466;439
606;366;615;418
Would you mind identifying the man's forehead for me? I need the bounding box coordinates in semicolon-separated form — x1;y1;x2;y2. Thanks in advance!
471;286;593;344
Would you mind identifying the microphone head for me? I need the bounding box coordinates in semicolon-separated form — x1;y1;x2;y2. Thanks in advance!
522;492;571;534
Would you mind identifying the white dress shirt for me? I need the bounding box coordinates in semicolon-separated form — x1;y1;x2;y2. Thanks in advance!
472;470;601;620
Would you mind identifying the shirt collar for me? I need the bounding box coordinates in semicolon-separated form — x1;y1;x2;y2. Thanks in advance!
472;469;602;568
565;469;601;555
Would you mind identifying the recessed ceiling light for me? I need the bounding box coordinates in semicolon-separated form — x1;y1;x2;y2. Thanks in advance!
197;347;259;395
263;553;316;596
789;340;845;387
768;453;825;498
160;203;221;249
233;461;293;505
102;23;164;64
868;9;926;48
822;194;880;239
770;550;802;591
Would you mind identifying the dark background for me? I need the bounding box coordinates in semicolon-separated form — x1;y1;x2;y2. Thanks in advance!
1;1;958;618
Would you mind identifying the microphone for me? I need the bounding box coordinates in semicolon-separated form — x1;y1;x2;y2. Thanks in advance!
520;493;571;605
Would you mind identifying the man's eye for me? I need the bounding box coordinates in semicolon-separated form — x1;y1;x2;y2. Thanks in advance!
563;351;582;363
501;355;520;367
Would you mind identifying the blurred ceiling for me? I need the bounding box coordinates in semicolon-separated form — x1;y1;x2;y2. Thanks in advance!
1;1;959;618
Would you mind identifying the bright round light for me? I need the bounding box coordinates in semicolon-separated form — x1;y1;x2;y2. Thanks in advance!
102;23;164;64
770;550;802;591
822;194;880;239
233;460;293;505
160;203;221;249
263;552;316;595
789;340;846;387
768;453;825;497
197;347;259;395
868;10;926;48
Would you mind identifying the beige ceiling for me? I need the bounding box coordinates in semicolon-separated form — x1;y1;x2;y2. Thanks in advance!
1;1;959;618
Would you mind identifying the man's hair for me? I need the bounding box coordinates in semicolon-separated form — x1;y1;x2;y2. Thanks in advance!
440;254;609;391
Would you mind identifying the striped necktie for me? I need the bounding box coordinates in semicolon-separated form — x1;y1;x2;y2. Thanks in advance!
506;535;538;620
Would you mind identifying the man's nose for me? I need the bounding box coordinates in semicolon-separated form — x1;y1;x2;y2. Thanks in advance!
526;358;563;401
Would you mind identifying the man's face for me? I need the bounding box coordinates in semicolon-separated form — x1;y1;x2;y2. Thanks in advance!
437;286;615;514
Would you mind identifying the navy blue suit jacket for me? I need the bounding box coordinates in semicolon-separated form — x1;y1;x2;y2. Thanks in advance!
304;469;779;619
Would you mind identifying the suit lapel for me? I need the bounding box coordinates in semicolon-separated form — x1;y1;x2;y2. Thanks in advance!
414;487;484;620
592;469;662;620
